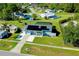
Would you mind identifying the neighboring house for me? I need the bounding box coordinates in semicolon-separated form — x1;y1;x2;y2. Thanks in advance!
23;22;57;37
0;30;8;39
0;24;18;33
39;9;59;19
14;12;33;20
40;11;55;18
8;25;18;33
40;12;55;18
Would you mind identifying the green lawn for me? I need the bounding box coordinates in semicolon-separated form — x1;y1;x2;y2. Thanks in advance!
33;36;64;46
23;12;74;47
3;33;20;41
0;20;25;28
21;43;79;56
0;12;74;48
33;12;74;46
0;20;25;41
0;40;17;51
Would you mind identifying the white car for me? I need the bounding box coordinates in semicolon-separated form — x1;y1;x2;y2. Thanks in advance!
17;32;25;40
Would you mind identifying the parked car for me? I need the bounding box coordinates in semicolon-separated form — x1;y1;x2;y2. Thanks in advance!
0;30;9;39
16;32;25;40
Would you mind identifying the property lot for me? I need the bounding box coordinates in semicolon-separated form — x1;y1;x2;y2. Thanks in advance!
33;36;64;46
0;40;17;51
21;43;79;56
33;12;74;47
0;3;77;56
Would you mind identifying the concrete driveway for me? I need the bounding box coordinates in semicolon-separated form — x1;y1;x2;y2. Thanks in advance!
10;35;29;53
10;35;35;54
26;35;36;42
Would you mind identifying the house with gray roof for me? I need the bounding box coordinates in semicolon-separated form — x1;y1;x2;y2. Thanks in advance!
23;22;57;37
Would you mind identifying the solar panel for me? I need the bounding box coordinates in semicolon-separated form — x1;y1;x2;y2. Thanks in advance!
27;25;49;31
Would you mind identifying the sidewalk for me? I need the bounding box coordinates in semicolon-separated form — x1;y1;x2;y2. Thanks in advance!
27;42;79;51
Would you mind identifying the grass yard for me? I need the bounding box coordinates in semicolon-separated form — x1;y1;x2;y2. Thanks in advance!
33;36;64;46
0;20;25;28
33;12;74;46
0;12;74;47
21;43;79;56
3;33;20;41
0;40;17;51
0;20;25;41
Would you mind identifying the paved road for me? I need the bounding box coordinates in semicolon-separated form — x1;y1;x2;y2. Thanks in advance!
27;42;79;51
0;50;28;56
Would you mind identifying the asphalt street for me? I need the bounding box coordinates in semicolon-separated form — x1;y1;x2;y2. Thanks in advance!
0;50;31;56
0;51;23;56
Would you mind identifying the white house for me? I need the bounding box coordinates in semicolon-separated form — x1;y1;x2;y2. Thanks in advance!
9;25;18;33
0;24;18;33
39;9;55;18
39;12;55;18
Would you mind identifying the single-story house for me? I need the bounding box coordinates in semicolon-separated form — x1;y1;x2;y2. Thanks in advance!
0;30;8;39
14;12;33;20
24;25;51;36
35;22;52;31
23;22;57;37
39;9;59;19
40;12;55;18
